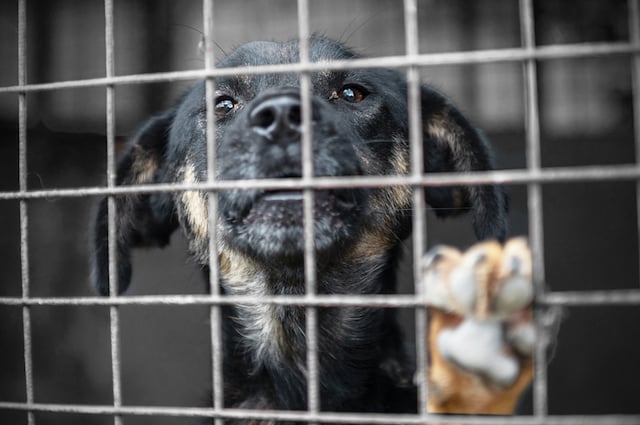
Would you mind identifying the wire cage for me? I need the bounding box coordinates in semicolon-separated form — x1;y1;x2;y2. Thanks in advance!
1;0;640;424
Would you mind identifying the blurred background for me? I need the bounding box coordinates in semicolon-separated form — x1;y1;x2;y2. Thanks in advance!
0;0;638;424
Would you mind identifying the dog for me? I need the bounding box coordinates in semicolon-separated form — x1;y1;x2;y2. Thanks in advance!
92;36;533;422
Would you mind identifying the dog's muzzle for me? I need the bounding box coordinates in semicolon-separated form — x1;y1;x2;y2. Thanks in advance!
216;90;368;264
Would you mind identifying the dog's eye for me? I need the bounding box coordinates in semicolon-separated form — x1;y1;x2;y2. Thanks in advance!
339;85;367;103
214;96;237;116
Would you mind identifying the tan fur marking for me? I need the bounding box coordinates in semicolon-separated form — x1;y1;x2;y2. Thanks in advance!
388;141;413;213
180;164;208;240
347;228;394;263
427;108;461;153
219;248;260;286
451;188;466;210
390;141;410;175
131;145;158;184
219;247;296;364
346;142;412;263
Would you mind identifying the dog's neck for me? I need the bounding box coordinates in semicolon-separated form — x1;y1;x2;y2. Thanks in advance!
221;254;387;354
219;250;398;410
219;246;390;295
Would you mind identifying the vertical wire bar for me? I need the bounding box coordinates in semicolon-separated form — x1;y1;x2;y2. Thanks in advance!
403;0;428;416
104;1;123;424
297;0;320;419
629;0;640;287
519;0;549;418
202;0;224;423
18;1;35;424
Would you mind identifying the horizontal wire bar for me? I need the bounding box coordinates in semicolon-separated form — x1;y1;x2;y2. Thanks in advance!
0;41;639;94
2;6;636;425
1;401;640;425
1;13;637;425
1;164;640;201
543;290;640;306
2;289;640;307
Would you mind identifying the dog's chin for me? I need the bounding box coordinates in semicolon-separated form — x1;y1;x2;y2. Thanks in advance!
223;190;363;266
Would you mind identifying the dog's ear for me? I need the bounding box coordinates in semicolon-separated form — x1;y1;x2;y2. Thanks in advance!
91;110;179;295
421;85;508;241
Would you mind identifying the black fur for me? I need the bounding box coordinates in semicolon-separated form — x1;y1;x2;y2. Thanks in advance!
91;36;507;423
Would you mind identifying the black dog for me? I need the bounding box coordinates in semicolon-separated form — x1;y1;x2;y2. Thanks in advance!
92;36;507;420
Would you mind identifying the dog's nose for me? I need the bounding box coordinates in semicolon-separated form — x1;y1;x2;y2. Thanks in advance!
249;95;302;142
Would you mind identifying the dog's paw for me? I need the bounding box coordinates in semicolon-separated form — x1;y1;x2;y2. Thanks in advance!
422;237;534;414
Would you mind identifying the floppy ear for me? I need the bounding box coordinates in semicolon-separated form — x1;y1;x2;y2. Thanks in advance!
421;85;508;241
91;110;179;295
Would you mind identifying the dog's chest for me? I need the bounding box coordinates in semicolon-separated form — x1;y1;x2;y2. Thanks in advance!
238;304;305;365
224;269;308;367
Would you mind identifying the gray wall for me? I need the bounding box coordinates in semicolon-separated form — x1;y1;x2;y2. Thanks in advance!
0;1;638;424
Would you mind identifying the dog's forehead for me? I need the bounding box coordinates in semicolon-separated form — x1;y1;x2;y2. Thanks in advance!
219;37;357;66
216;37;357;92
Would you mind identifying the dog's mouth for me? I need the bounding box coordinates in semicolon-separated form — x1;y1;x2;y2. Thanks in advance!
221;187;365;262
242;189;357;226
261;190;304;202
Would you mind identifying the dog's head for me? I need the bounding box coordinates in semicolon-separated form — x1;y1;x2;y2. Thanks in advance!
92;36;507;295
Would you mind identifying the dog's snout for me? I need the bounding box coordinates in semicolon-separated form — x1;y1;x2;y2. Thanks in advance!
249;95;302;142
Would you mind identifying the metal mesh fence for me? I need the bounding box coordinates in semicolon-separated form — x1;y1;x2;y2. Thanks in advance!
1;0;640;424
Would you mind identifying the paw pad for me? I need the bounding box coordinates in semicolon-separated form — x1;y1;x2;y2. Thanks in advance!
423;237;534;388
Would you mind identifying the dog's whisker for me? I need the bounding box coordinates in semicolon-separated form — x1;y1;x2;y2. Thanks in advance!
339;12;384;47
363;139;396;144
367;207;473;214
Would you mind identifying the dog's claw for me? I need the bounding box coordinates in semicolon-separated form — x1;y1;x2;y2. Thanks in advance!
506;317;535;356
494;238;533;316
423;237;534;392
422;246;463;313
